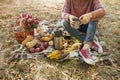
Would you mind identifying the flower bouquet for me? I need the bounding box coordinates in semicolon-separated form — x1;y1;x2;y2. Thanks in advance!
13;13;39;43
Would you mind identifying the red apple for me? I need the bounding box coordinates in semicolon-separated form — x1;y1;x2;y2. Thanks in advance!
29;48;35;53
43;42;49;48
35;47;42;52
39;45;45;51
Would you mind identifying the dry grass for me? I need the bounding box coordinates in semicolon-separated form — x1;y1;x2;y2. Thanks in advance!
0;0;120;80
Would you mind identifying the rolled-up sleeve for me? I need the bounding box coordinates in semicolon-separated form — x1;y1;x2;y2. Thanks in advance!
62;0;71;21
92;0;106;20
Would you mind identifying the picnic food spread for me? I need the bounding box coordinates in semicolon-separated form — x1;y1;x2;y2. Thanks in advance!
13;14;82;61
12;14;109;64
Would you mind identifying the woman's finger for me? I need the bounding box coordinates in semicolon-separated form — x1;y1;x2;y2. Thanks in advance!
79;15;84;20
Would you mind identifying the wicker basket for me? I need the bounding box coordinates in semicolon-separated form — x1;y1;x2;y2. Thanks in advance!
13;27;34;43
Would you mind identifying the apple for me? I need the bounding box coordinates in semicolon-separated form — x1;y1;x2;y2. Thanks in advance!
39;45;45;51
35;47;42;52
43;42;49;48
29;48;35;53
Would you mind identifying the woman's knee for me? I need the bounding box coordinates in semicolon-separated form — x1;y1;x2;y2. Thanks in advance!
88;21;98;30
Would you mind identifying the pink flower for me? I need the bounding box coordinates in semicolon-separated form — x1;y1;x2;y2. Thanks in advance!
22;13;26;18
15;13;39;31
28;14;32;18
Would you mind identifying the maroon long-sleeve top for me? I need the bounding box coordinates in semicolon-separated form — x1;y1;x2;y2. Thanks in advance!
62;0;105;21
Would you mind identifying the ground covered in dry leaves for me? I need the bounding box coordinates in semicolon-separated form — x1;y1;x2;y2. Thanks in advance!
0;0;120;80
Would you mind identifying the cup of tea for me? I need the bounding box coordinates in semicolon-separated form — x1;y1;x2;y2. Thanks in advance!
72;18;81;29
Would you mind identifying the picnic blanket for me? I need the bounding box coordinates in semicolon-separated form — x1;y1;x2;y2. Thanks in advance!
10;20;109;65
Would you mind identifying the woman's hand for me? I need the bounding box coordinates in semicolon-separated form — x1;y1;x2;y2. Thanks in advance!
79;12;93;24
